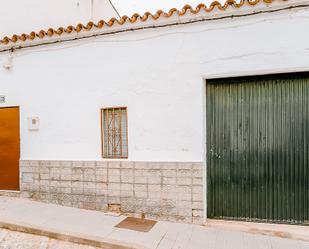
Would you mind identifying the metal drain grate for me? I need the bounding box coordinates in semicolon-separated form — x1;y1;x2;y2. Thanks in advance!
115;217;157;232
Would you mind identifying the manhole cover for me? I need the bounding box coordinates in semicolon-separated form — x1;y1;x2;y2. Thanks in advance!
115;217;157;232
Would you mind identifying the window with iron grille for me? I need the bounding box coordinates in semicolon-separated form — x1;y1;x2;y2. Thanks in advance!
101;107;128;159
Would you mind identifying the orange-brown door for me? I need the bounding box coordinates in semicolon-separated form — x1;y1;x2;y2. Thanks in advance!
0;107;20;190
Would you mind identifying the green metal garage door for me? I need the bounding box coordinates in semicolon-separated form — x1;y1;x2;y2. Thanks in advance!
206;72;309;224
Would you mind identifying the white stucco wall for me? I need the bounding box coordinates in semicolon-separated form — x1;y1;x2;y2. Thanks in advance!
0;4;309;161
0;0;118;38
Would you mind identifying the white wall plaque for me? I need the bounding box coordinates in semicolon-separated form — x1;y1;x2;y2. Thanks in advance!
28;117;40;131
0;96;5;103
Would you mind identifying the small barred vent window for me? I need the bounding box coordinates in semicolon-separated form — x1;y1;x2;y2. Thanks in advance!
101;107;128;159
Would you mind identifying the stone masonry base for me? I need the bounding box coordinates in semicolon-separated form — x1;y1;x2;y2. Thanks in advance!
19;161;204;224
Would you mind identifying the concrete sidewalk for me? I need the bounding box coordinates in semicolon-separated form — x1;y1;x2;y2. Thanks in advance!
0;197;308;249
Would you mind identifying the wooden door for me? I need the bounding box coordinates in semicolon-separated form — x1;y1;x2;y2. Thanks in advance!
0;107;20;190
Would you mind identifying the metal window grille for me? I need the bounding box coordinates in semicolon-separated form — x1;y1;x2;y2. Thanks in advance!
101;107;128;159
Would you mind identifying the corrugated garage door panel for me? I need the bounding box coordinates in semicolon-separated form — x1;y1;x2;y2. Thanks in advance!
207;73;309;224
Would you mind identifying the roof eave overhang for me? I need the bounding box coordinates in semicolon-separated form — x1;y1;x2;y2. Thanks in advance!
0;0;307;52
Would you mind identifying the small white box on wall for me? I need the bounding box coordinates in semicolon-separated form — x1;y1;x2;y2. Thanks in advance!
0;95;6;103
28;117;40;131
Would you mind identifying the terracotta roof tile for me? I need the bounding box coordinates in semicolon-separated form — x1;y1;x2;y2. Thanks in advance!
0;0;275;45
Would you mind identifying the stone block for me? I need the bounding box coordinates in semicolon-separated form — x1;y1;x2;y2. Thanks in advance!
96;202;108;212
96;168;107;175
120;190;134;198
72;172;83;181
134;162;148;169
177;186;192;195
40;185;49;192
192;201;203;209
162;207;177;216
121;183;133;191
84;182;95;189
193;216;204;225
96;182;108;189
134;184;147;192
148;163;161;170
39;167;49;174
148;191;161;199
96;174;107;183
162;192;176;200
162;185;176;193
176;200;192;209
177;208;192;217
108;175;120;183
59;161;72;167
193;177;203;186
70;194;83;202
72;181;83;189
108;162;121;169
49;180;60;187
84;188;96;196
193;186;203;194
108;183;121;190
107;196;120;204
96;188;108;196
163;177;176;185
146;170;161;177
192;209;203;217
40;173;50;180
50;169;61;180
60;171;71;181
49;186;58;193
177;193;192;201
177;163;192;170
71;187;83;195
147;176;162;184
120;198;136;212
134;199;147;213
135;191;148;198
29;161;40;167
109;169;120;176
84;174;96;182
134;169;146;176
20;191;32;198
146;205;162;215
192;169;203;178
162;163;177;169
96;196;108;206
162;169;176;177
108;189;121;197
120;162;134;169
148;184;161;192
192;163;202;170
83;161;96;167
22;173;34;183
83;195;96;203
95;161;108;168
83;202;96;210
134;176;147;184
39;192;50;200
192;193;203;202
62;187;72;194
121;169;134;176
121;175;134;183
177;177;192;186
177;170;192;178
59;181;71;188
